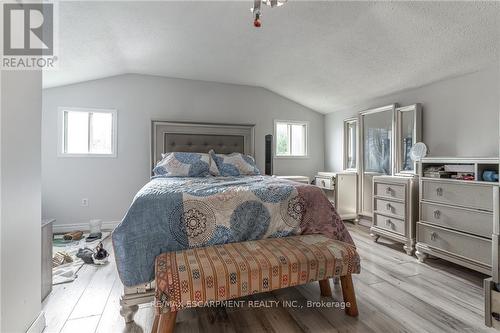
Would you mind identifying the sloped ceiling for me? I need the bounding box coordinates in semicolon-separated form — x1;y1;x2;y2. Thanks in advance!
44;1;500;113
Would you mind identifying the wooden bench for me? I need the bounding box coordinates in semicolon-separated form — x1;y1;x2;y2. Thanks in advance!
152;234;360;333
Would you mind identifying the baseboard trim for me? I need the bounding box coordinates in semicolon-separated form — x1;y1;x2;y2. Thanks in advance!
53;220;120;233
26;311;46;333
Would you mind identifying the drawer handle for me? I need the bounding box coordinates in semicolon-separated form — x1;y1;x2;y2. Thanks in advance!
386;203;392;211
385;219;394;229
430;232;438;241
433;210;441;219
385;187;393;195
436;187;443;196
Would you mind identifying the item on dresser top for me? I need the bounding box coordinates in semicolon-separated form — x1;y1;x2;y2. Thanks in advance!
444;164;475;173
153;152;219;177
209;150;260;176
483;170;499;182
409;142;428;162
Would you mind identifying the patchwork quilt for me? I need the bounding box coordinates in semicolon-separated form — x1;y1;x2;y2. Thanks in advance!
112;175;353;287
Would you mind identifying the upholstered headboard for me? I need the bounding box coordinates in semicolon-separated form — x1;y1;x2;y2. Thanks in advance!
151;121;255;168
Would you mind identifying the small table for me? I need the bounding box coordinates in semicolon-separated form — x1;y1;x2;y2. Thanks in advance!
41;219;54;301
275;175;310;184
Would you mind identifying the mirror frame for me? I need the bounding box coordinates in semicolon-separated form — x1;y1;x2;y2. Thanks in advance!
395;104;422;175
343;117;358;172
358;104;397;218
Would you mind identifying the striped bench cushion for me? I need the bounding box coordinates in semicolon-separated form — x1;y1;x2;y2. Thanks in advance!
155;234;360;312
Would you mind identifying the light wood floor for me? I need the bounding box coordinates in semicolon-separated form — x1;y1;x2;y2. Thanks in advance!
43;225;496;333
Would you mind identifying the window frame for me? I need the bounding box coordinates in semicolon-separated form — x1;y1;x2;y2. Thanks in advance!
57;107;118;158
273;119;309;159
343;117;358;171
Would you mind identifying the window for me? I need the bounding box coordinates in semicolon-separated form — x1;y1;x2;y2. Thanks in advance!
58;107;117;157
274;120;308;157
343;118;357;170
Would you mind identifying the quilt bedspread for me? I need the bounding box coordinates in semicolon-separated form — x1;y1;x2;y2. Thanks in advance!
112;175;353;287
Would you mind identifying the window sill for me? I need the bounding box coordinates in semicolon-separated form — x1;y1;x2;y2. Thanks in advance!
57;153;117;158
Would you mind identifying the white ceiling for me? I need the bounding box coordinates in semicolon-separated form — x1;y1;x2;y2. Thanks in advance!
44;1;500;114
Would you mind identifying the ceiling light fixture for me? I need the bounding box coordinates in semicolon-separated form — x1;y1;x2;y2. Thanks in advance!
251;0;288;28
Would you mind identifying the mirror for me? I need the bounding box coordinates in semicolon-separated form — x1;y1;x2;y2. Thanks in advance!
359;104;396;217
343;118;357;171
396;104;422;174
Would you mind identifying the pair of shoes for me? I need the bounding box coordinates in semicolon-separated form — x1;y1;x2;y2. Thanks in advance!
52;251;73;268
63;231;83;241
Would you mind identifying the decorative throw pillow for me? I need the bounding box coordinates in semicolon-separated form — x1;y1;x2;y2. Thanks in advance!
153;152;219;177
209;150;261;176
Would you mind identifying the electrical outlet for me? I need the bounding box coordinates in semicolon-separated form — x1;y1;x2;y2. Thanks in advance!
81;198;89;207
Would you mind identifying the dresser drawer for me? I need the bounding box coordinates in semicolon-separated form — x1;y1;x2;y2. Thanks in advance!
418;223;491;266
420;202;493;238
421;180;493;211
374;198;405;218
374;182;405;200
373;214;406;236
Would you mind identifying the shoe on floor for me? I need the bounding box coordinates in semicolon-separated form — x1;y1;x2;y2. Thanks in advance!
76;248;95;264
63;231;83;241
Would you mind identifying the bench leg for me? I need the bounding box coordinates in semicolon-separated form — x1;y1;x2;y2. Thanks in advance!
151;314;159;333
340;274;358;317
319;279;332;297
157;311;177;333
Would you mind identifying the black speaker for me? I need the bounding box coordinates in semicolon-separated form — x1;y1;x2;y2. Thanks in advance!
265;134;273;175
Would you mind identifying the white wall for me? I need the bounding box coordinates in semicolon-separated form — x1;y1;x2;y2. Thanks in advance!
325;65;500;171
42;74;325;228
1;71;42;332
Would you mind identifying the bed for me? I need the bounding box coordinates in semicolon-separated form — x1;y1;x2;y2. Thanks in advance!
114;121;353;323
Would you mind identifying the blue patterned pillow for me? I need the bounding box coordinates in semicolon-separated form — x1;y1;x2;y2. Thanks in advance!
153;152;219;177
209;150;260;176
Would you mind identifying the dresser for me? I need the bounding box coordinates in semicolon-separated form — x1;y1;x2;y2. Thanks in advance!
42;218;54;300
315;172;357;220
370;176;418;255
416;157;499;275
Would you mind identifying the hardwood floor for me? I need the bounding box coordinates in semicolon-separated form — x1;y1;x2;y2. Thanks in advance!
43;225;496;333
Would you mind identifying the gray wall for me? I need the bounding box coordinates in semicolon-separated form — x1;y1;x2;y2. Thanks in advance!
42;74;324;228
1;71;42;332
325;65;500;171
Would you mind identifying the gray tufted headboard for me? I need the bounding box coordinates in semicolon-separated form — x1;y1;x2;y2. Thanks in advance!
151;121;255;168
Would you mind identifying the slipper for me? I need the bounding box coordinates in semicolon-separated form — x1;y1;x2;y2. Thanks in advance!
85;232;102;242
63;231;83;241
